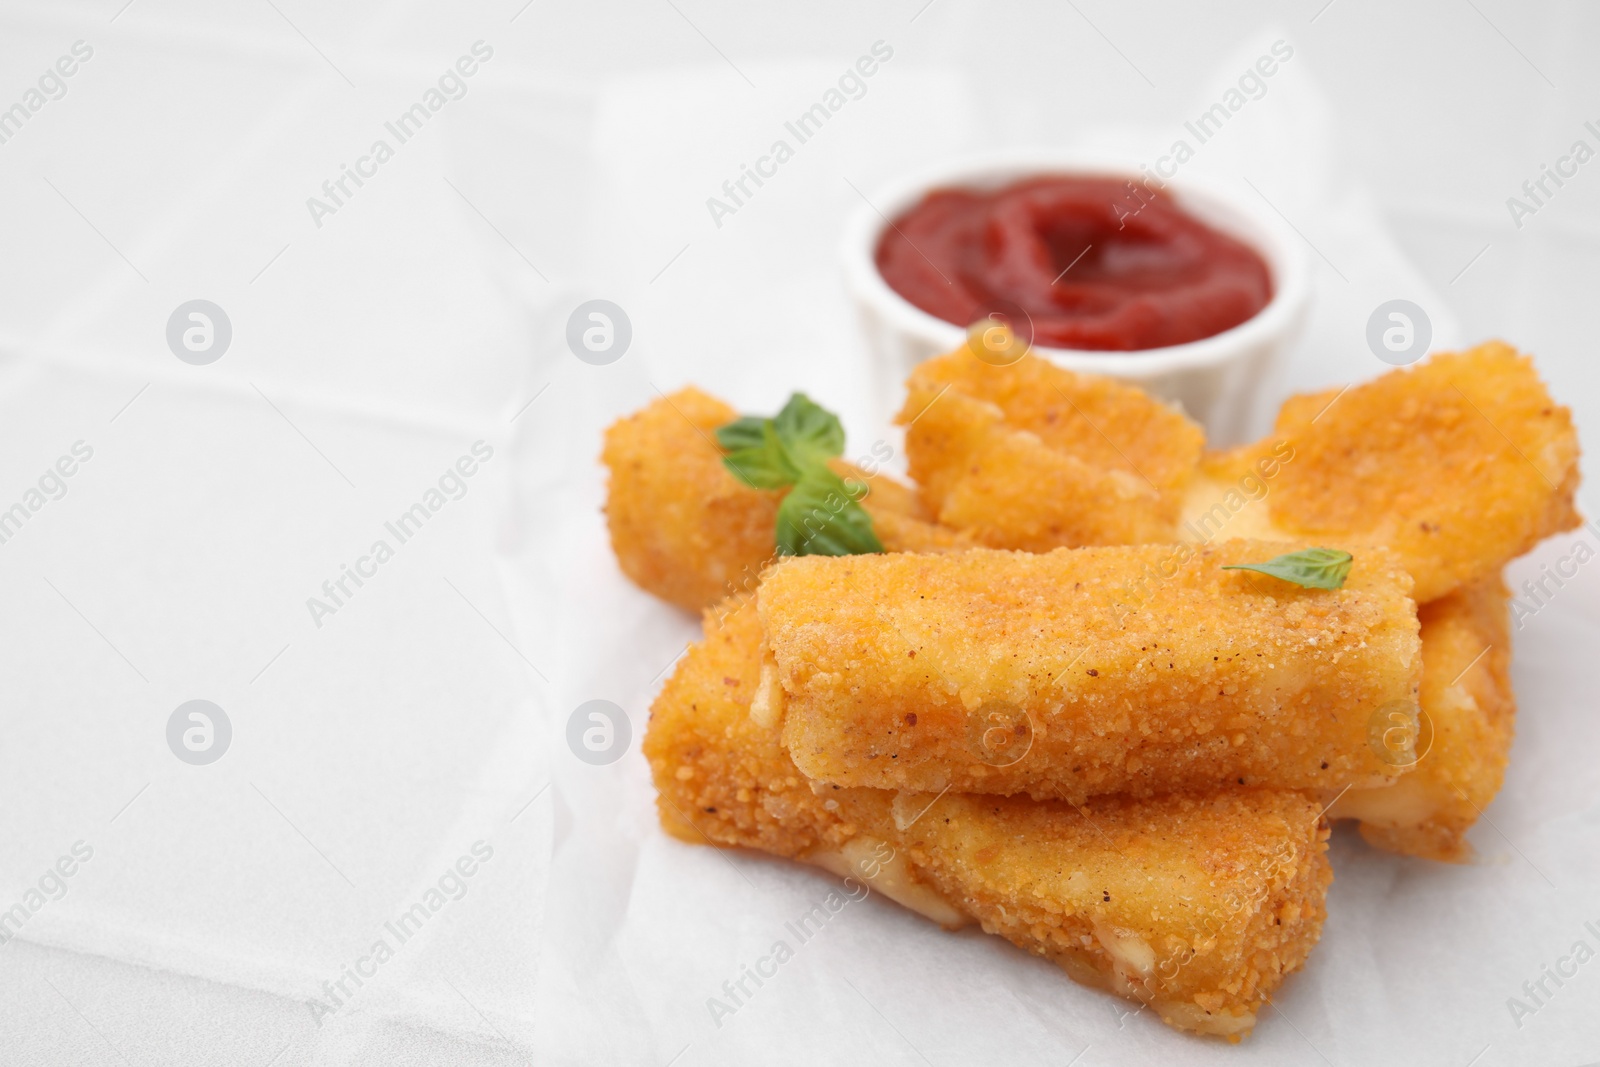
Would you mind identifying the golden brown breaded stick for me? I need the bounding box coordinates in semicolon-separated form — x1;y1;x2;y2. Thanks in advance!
840;789;1330;1040
642;591;843;859
760;542;1422;802
644;595;970;929
895;344;1204;550
602;387;967;612
1216;343;1579;603
1332;574;1514;861
644;598;1331;1039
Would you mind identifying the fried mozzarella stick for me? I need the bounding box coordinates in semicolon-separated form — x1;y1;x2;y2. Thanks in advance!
603;387;966;612
761;542;1422;802
1332;574;1514;861
1186;343;1580;602
896;343;1205;551
645;598;1332;1039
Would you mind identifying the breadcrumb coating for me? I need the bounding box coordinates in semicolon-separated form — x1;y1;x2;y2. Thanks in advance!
1264;343;1581;602
642;592;843;858
895;345;1204;550
1333;574;1514;861
643;598;1331;1038
762;541;1421;801
602;387;968;612
841;788;1330;1039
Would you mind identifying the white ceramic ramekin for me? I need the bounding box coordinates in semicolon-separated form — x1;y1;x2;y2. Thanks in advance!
841;152;1310;443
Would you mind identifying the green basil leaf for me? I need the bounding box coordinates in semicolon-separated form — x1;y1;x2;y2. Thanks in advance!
1222;547;1353;590
714;416;769;452
772;393;845;469
775;466;882;557
721;421;800;489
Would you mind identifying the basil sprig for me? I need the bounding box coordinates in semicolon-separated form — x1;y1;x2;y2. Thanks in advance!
716;394;882;557
1222;547;1353;589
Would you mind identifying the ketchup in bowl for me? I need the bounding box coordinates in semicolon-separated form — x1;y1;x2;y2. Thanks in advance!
874;176;1273;351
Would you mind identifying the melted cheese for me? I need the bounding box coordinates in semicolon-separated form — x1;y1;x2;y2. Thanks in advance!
749;658;782;729
807;836;971;930
1179;472;1288;544
1332;776;1440;827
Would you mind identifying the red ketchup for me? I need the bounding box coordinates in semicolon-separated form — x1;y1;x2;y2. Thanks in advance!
875;175;1273;351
